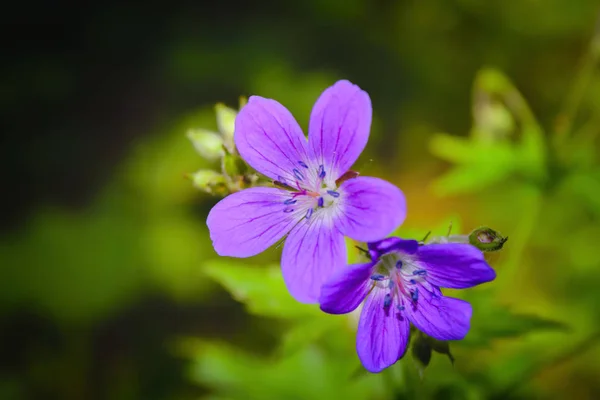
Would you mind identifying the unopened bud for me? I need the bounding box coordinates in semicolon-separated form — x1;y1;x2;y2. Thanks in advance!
468;227;508;252
215;103;237;153
222;153;248;179
187;129;224;161
188;169;227;194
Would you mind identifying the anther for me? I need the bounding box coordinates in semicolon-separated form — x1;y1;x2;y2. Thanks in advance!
370;274;385;281
283;208;294;213
318;165;326;179
410;279;416;284
411;288;419;302
284;199;297;205
413;270;427;276
396;260;403;269
383;293;392;308
298;161;308;168
327;190;340;198
388;279;394;289
274;180;296;191
397;304;405;311
305;208;313;220
317;197;324;207
335;170;359;186
293;169;304;181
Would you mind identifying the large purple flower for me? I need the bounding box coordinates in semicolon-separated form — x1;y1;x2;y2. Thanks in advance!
319;237;496;373
207;80;406;303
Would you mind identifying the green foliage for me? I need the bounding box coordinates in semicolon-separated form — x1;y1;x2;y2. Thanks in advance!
430;68;547;196
203;262;320;319
182;341;386;400
462;291;569;347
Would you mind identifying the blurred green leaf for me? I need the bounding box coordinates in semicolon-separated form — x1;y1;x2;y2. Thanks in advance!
184;341;385;400
277;315;343;357
203;262;320;319
463;291;569;346
431;68;547;196
430;134;518;196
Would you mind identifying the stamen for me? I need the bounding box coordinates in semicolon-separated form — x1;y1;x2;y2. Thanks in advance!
283;199;297;205
396;260;403;269
293;169;304;181
274;180;296;191
335;170;360;186
318;165;326;178
410;279;416;284
370;274;385;281
413;270;427;276
383;293;392;308
397;305;405;311
327;190;340;198
298;161;308;168
317;197;324;207
411;288;419;302
305;208;313;220
283;208;294;213
388;279;394;289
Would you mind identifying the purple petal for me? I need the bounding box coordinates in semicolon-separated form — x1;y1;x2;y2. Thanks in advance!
319;262;374;314
281;216;346;303
337;177;406;242
405;286;472;341
417;244;496;289
356;289;410;373
235;96;310;181
207;187;295;257
368;237;419;260
308;80;372;179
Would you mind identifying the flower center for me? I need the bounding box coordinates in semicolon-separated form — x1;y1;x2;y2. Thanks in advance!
370;252;428;311
278;161;341;220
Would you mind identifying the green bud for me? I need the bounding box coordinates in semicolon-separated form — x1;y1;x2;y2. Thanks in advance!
215;103;238;153
187;129;224;161
188;169;227;194
222;152;248;179
468;227;508;252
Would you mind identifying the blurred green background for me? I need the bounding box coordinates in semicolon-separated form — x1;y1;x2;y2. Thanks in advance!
2;1;600;399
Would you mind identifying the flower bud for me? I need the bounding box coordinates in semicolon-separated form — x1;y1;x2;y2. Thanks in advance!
222;152;249;179
468;227;508;252
188;169;227;194
215;103;238;153
187;129;224;161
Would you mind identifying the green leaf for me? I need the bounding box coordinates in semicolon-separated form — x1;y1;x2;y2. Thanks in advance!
462;291;569;346
182;341;385;400
203;262;320;319
430;134;518;196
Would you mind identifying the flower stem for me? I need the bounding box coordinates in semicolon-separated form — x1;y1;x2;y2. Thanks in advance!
554;12;600;143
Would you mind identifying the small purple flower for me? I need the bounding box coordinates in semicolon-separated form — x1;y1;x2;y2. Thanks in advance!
207;80;406;303
319;237;496;373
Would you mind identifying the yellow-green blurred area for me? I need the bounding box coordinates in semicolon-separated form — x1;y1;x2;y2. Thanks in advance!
2;1;600;399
